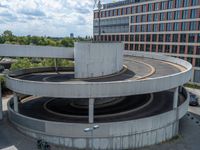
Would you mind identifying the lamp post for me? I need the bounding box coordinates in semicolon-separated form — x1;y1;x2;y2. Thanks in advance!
84;125;100;150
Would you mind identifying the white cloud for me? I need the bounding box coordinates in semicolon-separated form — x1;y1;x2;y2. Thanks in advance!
0;0;118;37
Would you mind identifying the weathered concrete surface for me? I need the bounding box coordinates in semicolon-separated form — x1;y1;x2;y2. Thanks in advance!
0;44;74;58
74;42;123;78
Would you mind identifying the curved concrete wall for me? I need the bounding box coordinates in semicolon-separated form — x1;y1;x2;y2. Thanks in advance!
0;44;74;58
74;42;123;78
8;90;189;150
6;52;192;98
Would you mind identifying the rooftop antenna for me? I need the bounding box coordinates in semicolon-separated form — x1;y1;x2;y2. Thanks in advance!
94;0;102;41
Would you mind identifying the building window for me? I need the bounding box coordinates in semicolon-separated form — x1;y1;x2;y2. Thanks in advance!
125;35;129;41
159;34;164;42
136;25;140;32
147;24;152;32
140;35;145;41
121;35;124;41
174;22;179;31
198;34;200;42
117;9;121;16
131;6;135;14
146;44;150;51
131;16;134;23
167;23;172;31
158;45;163;52
188;46;194;54
188;34;195;43
148;14;153;22
180;34;186;42
137;5;141;13
182;22;188;31
153;24;158;32
183;0;189;7
136;16;140;22
167;12;173;20
146;35;151;41
179;46;185;54
182;10;188;19
165;45;170;53
142;5;147;12
195;58;200;67
114;9;117;16
152;34;157;42
135;35;139;41
187;58;193;64
154;13;159;21
130;44;133;50
155;3;159;11
141;15;146;22
141;25;146;32
176;0;182;8
191;9;197;18
190;21;197;30
127;7;131;14
196;46;200;55
160;23;165;31
165;34;171;42
173;34;178;42
130;35;134;41
125;44;128;50
161;1;166;9
152;45;156;52
160;12;165;21
148;3;153;11
135;44;139;50
192;0;199;6
168;0;173;9
140;44;144;51
174;11;180;19
172;45;177;53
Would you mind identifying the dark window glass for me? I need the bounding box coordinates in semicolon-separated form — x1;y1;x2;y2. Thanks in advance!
136;16;140;22
130;44;133;50
143;5;146;12
148;14;153;22
131;16;134;23
121;35;124;41
165;34;171;42
182;10;188;19
131;25;134;32
148;3;153;11
140;44;144;51
141;25;146;32
152;45;156;52
188;46;194;54
146;44;150;51
136;25;140;32
183;0;189;7
192;0;199;6
174;11;180;19
127;7;131;14
131;6;135;14
160;23;165;31
179;46;185;54
160;12;165;21
110;10;113;16
147;24;152;32
135;44;139;50
196;46;200;55
155;3;159;11
152;34;157;42
174;22;180;31
167;12;173;20
195;58;200;67
153;24;158;32
146;35;151;41
165;45;170;53
114;9;117;16
141;15;146;22
116;35;119;41
182;22;188;31
135;35;139;41
158;45;163;52
161;1;166;9
180;34;186;42
125;44;128;50
168;0;173;9
173;34;178;42
188;34;195;43
137;5;141;13
187;58;193;64
198;34;200;42
112;35;115;41
140;35;145;41
191;9;197;18
190;21;197;30
176;0;182;8
167;23;172;31
125;35;129;41
154;13;159;21
117;9;121;16
159;34;164;42
130;35;134;41
172;45;177;53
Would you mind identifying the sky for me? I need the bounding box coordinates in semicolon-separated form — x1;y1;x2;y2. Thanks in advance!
0;0;122;37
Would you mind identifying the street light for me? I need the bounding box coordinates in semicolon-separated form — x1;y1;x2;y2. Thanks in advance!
84;125;100;150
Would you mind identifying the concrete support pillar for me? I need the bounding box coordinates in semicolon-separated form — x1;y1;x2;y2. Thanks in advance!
13;93;19;112
0;84;2;120
89;98;95;124
173;87;179;109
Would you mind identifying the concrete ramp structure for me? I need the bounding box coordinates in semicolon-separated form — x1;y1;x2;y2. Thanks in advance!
0;42;193;150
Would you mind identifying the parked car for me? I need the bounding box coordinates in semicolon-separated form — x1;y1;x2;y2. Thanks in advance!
189;92;199;106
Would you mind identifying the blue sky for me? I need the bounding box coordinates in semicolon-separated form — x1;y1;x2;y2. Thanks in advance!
0;0;121;37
